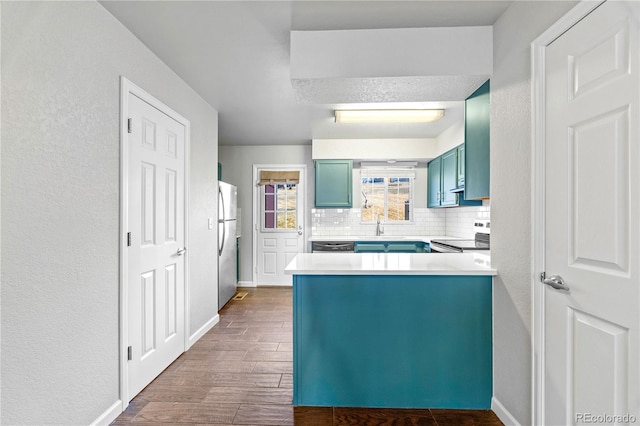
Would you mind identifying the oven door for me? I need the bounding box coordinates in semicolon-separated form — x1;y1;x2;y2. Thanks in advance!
429;242;463;253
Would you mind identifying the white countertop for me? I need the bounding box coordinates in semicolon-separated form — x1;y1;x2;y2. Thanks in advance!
285;252;496;276
308;235;456;243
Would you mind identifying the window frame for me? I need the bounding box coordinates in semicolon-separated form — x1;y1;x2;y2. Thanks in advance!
260;182;299;232
360;176;414;224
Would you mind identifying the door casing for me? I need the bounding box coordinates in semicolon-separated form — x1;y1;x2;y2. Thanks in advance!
119;76;191;409
531;2;606;425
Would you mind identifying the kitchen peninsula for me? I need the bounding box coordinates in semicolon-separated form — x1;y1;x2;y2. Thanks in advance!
285;252;496;409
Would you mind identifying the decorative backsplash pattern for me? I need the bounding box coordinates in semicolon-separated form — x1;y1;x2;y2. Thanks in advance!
311;204;490;239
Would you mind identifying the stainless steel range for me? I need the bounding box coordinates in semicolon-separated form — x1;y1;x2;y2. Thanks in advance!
430;219;490;253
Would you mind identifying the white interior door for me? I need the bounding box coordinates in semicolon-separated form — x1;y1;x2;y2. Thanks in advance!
255;167;305;286
127;92;186;399
543;1;639;424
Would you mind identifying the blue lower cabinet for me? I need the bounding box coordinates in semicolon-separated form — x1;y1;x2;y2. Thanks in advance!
293;274;492;408
353;243;387;253
386;242;427;253
354;241;427;253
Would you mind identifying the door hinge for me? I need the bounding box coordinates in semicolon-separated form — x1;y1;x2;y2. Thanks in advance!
127;346;132;361
127;118;132;134
127;232;132;247
540;272;546;282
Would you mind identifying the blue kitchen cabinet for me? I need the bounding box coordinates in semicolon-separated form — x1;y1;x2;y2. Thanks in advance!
441;148;458;207
354;241;427;253
293;274;493;408
464;80;490;200
457;144;465;189
427;156;442;208
428;146;481;208
314;160;353;208
386;242;427;253
354;242;387;253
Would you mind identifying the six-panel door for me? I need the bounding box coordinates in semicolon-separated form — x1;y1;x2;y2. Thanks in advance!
127;93;186;400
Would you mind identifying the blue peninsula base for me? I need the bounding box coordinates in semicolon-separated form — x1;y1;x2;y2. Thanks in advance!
292;274;492;409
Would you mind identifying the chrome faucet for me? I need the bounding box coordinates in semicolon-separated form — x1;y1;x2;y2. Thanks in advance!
376;214;384;236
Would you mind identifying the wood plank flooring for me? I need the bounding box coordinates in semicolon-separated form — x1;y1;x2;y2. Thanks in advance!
112;287;504;426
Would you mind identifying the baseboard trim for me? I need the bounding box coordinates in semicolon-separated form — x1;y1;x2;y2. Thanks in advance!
188;314;219;349
91;400;122;426
492;397;521;426
238;281;256;288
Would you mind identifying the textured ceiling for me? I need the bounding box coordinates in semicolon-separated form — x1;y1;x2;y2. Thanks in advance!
100;1;512;146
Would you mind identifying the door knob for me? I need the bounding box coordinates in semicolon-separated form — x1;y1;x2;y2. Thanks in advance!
176;247;186;256
543;274;569;291
298;230;303;236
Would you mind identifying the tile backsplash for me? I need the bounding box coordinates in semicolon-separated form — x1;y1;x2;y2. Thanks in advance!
444;203;491;239
311;202;490;239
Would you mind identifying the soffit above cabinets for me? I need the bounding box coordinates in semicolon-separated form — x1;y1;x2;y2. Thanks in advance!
291;27;493;105
312;138;440;162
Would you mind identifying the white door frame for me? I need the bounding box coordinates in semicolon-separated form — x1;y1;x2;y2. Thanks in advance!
252;164;307;286
119;77;191;408
531;2;605;424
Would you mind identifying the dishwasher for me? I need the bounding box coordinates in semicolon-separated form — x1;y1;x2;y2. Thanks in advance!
311;241;355;253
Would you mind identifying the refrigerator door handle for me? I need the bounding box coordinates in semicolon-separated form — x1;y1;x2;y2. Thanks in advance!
219;222;226;256
218;186;226;256
219;185;226;223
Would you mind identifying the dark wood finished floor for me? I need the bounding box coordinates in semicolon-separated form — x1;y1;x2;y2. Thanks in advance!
112;287;504;426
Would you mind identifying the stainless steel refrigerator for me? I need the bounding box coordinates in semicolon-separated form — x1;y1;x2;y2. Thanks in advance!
218;181;238;310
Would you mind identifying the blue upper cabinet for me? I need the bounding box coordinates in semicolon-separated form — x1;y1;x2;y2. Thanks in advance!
464;80;490;200
457;144;465;189
314;160;353;208
428;147;481;208
427;156;442;208
440;149;458;207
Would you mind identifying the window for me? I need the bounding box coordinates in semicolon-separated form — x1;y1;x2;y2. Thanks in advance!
262;183;298;230
361;175;413;223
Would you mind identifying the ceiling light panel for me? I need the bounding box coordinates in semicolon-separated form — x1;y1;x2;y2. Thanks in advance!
334;109;445;124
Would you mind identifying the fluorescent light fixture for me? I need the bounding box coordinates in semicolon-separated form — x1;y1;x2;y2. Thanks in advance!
334;109;445;124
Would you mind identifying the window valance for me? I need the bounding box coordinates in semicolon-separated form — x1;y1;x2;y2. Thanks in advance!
360;168;416;179
258;170;300;185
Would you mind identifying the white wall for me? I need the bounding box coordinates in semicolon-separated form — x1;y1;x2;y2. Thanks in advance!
435;119;465;156
490;1;578;424
218;145;314;285
1;2;219;424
